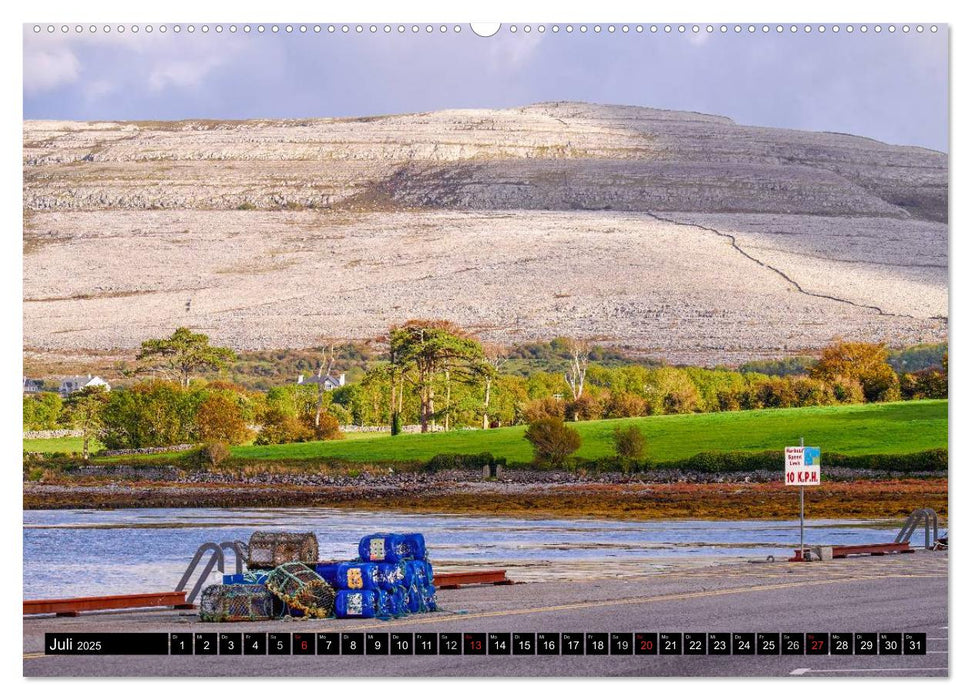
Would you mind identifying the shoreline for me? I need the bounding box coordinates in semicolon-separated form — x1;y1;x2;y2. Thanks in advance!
23;478;948;520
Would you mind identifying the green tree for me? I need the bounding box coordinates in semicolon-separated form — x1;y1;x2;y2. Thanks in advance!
389;320;485;433
23;392;63;430
136;327;237;388
100;381;202;449
524;417;582;468
65;386;108;461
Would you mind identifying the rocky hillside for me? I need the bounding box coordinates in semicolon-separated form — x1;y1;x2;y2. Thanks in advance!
23;102;948;365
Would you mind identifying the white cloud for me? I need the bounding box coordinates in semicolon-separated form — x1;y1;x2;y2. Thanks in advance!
147;55;225;92
487;32;543;73
23;43;80;94
23;30;242;98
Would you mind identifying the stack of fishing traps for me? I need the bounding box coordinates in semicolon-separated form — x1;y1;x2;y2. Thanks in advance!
319;533;437;619
199;531;436;622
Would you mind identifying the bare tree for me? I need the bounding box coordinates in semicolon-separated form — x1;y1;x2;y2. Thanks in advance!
313;339;342;430
565;338;590;401
481;343;508;429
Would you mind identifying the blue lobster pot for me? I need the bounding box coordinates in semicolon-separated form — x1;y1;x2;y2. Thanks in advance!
359;532;428;563
377;561;409;590
386;586;407;616
313;562;342;588
401;533;427;560
334;589;380;618
336;561;382;590
405;583;425;614
358;533;406;562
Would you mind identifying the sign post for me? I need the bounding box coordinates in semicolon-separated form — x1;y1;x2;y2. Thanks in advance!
785;440;821;560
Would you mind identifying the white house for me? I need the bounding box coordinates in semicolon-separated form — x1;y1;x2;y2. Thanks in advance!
22;377;45;394
59;374;111;397
296;373;346;391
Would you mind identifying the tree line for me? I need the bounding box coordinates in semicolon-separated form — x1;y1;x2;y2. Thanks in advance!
24;324;948;457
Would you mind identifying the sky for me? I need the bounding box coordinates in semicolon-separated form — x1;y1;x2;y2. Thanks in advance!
23;24;949;151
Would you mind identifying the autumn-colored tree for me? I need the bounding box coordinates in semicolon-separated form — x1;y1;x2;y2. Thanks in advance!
644;367;700;414
137;327;237;388
310;339;347;431
255;407;313;445
521;396;566;423
524;417;582;468
604;391;647;419
811;341;900;402
900;369;948;400
195;394;252;445
565;392;604;421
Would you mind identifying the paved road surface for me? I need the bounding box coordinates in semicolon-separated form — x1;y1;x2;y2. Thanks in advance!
24;551;948;677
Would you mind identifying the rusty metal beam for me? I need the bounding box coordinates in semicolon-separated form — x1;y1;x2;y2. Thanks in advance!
24;591;188;616
433;569;512;589
789;542;915;562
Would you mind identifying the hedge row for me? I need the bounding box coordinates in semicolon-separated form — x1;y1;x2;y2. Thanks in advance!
424;449;948;474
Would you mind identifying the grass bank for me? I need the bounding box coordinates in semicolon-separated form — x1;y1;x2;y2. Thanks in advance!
232;400;947;464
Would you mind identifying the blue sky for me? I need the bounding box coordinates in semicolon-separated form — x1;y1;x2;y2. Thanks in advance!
23;24;949;151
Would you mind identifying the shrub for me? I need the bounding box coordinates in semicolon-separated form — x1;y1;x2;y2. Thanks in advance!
860;364;901;403
613;425;647;461
524;418;582;468
197;441;230;468
650;449;948;474
312;413;344;441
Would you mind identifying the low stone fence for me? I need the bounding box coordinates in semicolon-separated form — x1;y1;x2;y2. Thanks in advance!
23;429;83;440
101;444;195;457
340;425;445;433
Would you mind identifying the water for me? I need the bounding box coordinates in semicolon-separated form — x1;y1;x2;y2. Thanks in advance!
23;508;902;599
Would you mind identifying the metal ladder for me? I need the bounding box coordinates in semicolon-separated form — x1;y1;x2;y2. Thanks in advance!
895;508;940;550
175;541;247;604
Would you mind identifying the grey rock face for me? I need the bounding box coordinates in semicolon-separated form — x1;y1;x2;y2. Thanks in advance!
22;102;947;363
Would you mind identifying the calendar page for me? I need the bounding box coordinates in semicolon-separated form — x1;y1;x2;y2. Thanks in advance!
20;14;949;681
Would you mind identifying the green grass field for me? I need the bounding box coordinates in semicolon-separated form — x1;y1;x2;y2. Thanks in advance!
22;436;101;454
232;400;948;464
22;400;947;464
